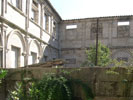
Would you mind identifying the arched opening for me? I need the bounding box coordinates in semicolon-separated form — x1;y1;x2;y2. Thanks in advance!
6;30;26;68
28;40;40;65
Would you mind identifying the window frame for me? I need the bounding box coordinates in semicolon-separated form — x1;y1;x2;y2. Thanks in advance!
44;13;49;32
117;21;130;38
31;0;39;23
11;0;22;10
31;52;37;64
11;46;21;68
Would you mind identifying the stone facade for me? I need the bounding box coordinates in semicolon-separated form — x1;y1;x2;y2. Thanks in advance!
0;0;61;68
59;16;133;67
0;0;133;68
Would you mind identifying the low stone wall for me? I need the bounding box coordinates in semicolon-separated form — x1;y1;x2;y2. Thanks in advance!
1;67;133;100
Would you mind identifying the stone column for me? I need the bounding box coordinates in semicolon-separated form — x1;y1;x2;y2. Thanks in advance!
24;0;30;67
0;23;7;68
39;4;44;61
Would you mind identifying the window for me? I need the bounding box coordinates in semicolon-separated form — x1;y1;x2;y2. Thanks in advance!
0;35;2;46
53;21;56;37
31;0;38;23
90;23;103;39
31;52;37;64
0;50;2;67
44;55;48;62
117;21;130;37
31;9;36;20
117;57;128;62
44;14;49;32
66;25;77;29
11;46;20;68
11;0;22;10
118;22;129;26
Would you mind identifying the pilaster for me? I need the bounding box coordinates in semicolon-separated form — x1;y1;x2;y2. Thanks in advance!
0;23;8;68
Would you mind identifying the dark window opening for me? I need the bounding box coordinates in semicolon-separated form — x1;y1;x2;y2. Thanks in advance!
0;50;3;67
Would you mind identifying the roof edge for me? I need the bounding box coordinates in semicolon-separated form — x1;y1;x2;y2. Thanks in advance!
63;15;133;21
46;0;62;21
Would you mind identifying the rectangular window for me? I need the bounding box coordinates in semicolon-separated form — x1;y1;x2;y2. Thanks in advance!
90;23;103;39
53;21;56;37
44;56;48;62
31;0;38;23
118;22;129;26
11;0;22;10
0;35;2;46
11;46;20;68
0;50;2;67
117;21;130;37
31;52;37;64
31;9;36;20
66;25;77;29
44;14;49;32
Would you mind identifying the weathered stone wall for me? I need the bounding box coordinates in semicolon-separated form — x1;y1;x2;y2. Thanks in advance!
59;16;133;67
0;67;133;100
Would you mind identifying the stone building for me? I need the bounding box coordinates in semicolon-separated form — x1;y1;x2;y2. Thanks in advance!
0;0;133;68
59;16;133;67
0;0;61;68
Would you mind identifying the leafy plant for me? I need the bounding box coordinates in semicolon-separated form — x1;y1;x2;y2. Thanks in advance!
81;42;111;67
8;70;36;100
0;69;8;84
106;59;126;75
8;70;94;100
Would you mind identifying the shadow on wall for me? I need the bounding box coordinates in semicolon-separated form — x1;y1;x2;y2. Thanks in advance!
40;35;59;63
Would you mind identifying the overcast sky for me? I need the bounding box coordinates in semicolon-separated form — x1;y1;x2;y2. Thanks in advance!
50;0;133;20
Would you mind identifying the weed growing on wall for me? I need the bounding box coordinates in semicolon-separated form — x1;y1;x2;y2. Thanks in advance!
0;69;8;84
81;42;111;67
105;60;133;98
8;69;94;100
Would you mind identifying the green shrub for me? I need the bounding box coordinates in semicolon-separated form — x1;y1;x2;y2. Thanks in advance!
9;70;94;100
81;42;111;67
0;69;8;84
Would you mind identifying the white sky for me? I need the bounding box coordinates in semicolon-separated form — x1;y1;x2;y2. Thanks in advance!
50;0;133;20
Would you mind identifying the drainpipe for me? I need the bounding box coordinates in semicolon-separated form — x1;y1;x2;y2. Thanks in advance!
95;18;99;66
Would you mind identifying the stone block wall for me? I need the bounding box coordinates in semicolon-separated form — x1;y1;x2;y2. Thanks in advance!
59;16;133;67
0;67;133;100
